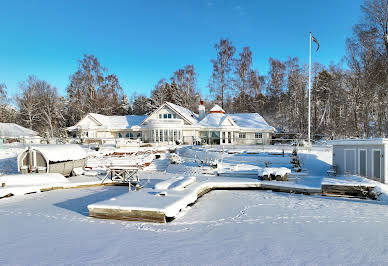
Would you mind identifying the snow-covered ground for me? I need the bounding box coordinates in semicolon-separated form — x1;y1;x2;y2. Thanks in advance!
2;144;388;264
2;186;388;264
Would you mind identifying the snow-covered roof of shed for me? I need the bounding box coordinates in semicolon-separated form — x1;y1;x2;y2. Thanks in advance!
197;113;237;128
28;144;87;162
166;102;199;124
0;123;38;137
329;138;388;146
229;113;275;131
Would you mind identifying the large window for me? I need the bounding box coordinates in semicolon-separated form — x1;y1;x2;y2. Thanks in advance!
239;133;246;139
169;130;173;141
164;130;168;142
255;133;262;139
210;131;220;145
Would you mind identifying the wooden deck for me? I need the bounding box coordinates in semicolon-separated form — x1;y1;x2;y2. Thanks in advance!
87;180;322;223
322;184;377;199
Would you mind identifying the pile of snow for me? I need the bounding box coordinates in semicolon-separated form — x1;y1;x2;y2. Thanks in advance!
72;167;85;176
228;149;245;154
116;139;141;148
0;173;68;187
169;153;183;164
322;176;374;187
154;176;185;190
258;167;291;177
169;176;196;191
87;152;155;170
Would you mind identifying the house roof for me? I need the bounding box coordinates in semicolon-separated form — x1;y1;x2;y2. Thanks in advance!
229;113;275;131
141;102;199;126
165;102;199;124
197;113;238;128
0;123;38;137
209;104;225;114
69;113;147;130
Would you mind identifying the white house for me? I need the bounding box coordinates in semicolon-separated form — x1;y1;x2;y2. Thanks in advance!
68;101;275;145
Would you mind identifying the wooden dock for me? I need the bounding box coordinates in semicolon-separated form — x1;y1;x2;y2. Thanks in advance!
87;180;322;223
322;184;377;199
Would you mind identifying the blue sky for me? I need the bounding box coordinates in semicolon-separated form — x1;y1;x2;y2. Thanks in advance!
0;0;364;99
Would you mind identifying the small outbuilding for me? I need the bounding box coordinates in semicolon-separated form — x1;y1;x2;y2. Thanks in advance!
17;144;87;176
331;139;388;183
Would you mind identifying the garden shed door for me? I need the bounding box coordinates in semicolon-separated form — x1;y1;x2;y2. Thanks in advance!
344;149;356;175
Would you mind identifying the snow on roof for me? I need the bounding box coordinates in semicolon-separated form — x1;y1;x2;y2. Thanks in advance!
0;123;38;137
229;113;275;131
84;113;146;130
197;113;236;128
166;102;199;124
210;104;225;113
28;144;87;162
329;138;388;146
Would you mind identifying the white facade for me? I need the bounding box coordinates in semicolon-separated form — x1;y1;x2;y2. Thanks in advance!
68;102;276;145
331;138;388;184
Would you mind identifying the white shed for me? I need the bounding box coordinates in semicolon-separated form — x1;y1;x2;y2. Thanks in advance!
17;144;87;176
331;139;388;183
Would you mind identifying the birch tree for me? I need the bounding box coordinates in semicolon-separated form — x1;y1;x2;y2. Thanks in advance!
208;38;236;109
16;76;41;130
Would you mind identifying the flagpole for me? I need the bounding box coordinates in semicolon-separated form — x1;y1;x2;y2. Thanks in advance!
308;32;312;145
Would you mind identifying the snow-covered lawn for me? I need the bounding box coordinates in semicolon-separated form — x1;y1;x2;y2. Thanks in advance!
2;144;388;264
1;186;388;264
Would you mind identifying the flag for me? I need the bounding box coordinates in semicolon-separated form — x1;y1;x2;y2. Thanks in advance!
312;35;319;52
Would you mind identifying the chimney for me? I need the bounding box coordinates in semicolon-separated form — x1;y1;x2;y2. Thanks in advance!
199;99;206;120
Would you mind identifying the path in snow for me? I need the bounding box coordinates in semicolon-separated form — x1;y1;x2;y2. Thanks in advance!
1;186;388;264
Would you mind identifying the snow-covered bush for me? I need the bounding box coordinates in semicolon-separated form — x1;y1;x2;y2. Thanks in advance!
290;148;301;172
170;153;183;164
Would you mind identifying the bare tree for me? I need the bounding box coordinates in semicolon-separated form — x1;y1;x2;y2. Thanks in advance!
16;76;41;130
66;54;123;126
16;76;64;137
36;81;64;137
170;65;199;111
208;38;236;109
0;83;15;123
360;0;388;55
